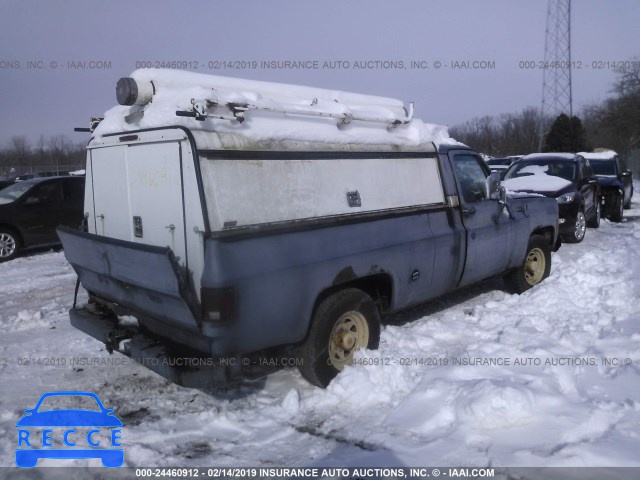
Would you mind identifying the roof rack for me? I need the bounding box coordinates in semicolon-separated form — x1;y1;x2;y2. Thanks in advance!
175;96;414;130
115;72;414;131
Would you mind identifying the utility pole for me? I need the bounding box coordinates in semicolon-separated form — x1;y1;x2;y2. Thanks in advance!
539;0;572;150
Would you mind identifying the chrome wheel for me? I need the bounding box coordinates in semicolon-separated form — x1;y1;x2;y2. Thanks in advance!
524;247;546;286
328;311;370;370
574;211;586;240
0;232;17;259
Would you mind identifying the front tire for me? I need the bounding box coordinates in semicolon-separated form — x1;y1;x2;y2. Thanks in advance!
504;234;551;294
564;209;586;243
586;199;601;228
0;228;21;262
297;288;381;388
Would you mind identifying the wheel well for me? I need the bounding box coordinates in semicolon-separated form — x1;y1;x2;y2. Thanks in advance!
531;226;554;248
0;224;23;245
313;273;393;318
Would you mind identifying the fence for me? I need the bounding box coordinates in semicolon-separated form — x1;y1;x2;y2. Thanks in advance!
0;164;85;179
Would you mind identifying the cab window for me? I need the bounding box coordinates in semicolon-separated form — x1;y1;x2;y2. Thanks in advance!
453;154;489;203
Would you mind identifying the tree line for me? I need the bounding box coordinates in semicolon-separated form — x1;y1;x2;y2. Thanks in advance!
0;135;87;178
450;59;640;170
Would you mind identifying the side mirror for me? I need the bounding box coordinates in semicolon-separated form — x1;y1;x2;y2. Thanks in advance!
621;170;631;177
486;171;502;200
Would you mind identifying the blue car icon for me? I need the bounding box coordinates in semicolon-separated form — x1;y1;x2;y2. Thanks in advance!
16;391;123;468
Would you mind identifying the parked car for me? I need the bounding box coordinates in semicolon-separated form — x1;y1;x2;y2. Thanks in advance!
502;153;600;243
0;176;85;261
579;151;633;222
0;179;15;191
486;156;523;178
59;70;560;389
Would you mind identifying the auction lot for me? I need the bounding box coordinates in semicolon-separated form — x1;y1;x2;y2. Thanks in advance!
1;184;639;469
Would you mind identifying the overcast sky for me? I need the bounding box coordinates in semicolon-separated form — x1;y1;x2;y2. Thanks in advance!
0;0;638;147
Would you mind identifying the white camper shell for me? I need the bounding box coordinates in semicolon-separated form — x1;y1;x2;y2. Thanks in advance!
84;70;450;297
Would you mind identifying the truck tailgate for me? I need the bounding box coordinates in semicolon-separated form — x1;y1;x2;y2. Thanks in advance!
57;226;200;331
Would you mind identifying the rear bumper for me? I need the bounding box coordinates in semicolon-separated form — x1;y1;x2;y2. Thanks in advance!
57;226;201;332
69;306;242;388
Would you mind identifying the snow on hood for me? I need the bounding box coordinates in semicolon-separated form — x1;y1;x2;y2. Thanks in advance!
93;69;455;151
502;165;572;193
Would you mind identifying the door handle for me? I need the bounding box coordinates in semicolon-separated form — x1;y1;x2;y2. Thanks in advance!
462;207;476;215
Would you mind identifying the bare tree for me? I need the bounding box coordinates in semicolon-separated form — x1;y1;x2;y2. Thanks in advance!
612;57;640;97
10;136;31;164
450;107;543;157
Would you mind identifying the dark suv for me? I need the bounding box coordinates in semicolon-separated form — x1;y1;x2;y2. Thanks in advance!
580;151;633;222
502;153;600;243
0;176;85;261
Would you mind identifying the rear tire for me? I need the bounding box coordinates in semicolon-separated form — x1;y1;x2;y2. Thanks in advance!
504;234;551;294
0;228;21;262
297;288;381;388
610;195;624;222
624;187;632;209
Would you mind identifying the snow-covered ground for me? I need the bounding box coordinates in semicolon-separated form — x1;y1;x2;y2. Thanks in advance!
1;186;639;470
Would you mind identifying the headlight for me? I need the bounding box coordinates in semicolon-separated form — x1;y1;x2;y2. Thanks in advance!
556;192;576;204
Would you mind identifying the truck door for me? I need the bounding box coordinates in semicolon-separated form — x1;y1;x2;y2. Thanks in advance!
449;152;511;286
126;142;186;264
60;129;206;332
90;141;187;267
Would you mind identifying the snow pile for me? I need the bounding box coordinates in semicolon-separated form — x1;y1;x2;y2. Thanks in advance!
93;69;454;150
0;309;49;333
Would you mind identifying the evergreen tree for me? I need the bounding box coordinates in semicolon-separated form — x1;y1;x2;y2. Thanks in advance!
543;113;590;152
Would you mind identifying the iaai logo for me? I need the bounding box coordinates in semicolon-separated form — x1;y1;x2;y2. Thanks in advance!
15;391;123;468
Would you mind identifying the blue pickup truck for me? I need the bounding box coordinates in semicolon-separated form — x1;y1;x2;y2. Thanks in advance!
58;70;560;388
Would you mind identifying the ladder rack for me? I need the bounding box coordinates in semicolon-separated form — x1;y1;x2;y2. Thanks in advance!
176;96;414;130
